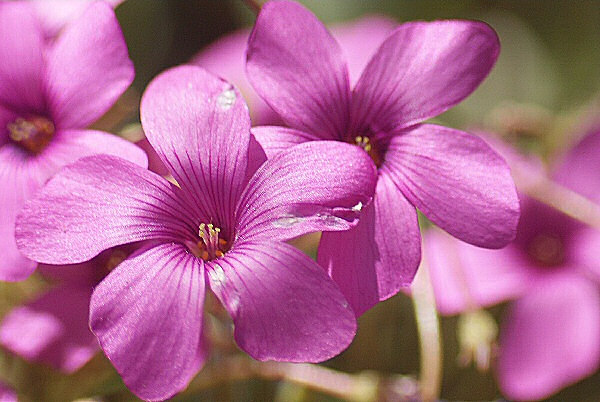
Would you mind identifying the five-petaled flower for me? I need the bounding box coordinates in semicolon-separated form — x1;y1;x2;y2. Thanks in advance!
15;66;377;401
246;0;520;316
0;2;146;281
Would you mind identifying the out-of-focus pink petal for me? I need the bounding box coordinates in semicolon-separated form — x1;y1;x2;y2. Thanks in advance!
90;243;206;401
245;134;267;183
38;260;100;288
424;229;535;315
570;228;600;283
351;20;499;134
0;106;18;147
250;126;320;159
236;141;377;242
246;0;351;139
0;106;18;146
0;2;45;113
0;380;17;402
16;155;196;264
207;241;355;362
0;285;97;373
135;137;169;176
0;145;43;281
385;124;519;248
330;16;397;87
553;127;600;201
31;0;124;39
45;2;133;130
192;28;282;126
141;65;251;232
497;274;600;400
318;170;420;316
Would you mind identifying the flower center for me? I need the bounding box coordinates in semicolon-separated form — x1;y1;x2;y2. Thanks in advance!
186;223;230;261
7;116;55;154
353;135;381;167
527;234;564;267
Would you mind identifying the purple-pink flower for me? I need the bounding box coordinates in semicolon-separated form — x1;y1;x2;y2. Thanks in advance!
0;2;146;281
15;66;377;400
0;246;134;373
425;129;600;400
246;0;520;315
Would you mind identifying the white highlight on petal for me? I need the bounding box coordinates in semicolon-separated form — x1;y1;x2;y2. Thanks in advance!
352;201;363;212
217;88;236;110
210;264;227;287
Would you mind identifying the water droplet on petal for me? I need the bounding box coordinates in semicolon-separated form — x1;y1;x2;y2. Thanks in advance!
217;88;236;110
352;201;363;212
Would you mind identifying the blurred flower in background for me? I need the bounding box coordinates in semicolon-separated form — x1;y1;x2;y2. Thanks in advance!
426;127;600;400
0;246;135;374
0;2;145;281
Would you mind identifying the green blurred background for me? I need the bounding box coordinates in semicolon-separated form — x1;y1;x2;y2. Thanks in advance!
2;1;599;401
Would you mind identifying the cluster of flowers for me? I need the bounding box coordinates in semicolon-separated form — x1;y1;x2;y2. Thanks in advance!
2;0;596;401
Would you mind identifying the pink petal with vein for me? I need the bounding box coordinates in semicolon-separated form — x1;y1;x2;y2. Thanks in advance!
247;0;351;139
319;170;420;316
385;124;519;248
207;241;355;362
90;243;207;401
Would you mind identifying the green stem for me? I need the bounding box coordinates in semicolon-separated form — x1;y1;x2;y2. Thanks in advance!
411;260;443;402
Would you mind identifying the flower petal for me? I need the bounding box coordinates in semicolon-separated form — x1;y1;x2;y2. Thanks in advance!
191;28;282;126
236;141;377;242
207;241;356;362
0;284;97;373
250;126;321;159
318;170;420;316
0;145;42;281
31;0;124;39
351;20;499;134
424;229;535;315
553;126;600;201
0;2;45;113
90;243;206;401
571;228;600;283
45;2;133;130
16;154;195;264
141;65;251;232
43;129;148;171
385;124;519;248
330;16;397;87
497;274;600;400
0;105;18;146
246;0;351;139
0;380;17;402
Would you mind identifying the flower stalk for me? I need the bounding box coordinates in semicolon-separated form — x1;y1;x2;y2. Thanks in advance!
411;259;442;402
511;163;600;230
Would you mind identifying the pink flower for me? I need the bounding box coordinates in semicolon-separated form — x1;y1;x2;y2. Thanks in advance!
0;2;146;281
425;130;600;400
15;66;377;400
192;15;397;125
246;0;520;316
0;246;134;373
